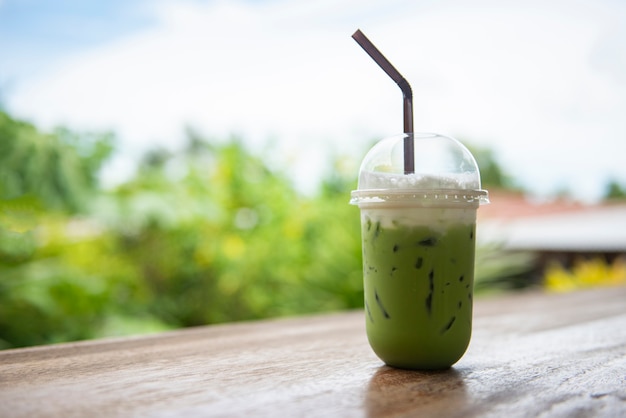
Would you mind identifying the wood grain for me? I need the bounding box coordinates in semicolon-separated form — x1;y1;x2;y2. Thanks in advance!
1;287;625;417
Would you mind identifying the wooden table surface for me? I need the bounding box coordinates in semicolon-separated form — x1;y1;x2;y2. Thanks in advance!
1;286;625;417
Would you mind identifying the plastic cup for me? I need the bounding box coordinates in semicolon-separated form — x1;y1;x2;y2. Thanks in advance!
350;133;489;370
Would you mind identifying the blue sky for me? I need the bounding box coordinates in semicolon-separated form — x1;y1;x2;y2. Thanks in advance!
2;0;626;201
0;0;158;80
0;0;151;41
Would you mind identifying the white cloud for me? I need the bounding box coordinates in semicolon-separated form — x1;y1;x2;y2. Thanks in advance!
7;0;626;200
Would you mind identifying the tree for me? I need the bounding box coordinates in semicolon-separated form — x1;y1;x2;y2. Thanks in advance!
0;112;124;349
103;135;363;327
463;142;521;191
604;178;626;200
0;111;113;213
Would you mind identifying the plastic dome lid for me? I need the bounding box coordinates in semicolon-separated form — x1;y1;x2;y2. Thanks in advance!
350;133;489;207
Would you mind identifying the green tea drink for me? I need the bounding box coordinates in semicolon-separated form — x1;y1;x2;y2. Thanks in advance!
360;206;477;370
350;133;488;370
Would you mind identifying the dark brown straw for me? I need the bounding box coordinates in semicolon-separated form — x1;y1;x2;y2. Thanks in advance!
352;29;414;174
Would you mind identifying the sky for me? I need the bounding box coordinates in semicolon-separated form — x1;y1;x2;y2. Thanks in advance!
1;0;626;201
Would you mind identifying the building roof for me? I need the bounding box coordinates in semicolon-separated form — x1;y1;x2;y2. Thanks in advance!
477;191;626;252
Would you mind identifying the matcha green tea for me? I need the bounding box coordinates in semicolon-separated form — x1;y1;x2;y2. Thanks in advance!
360;207;476;370
350;133;488;370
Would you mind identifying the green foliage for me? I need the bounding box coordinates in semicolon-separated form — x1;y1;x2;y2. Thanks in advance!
0;112;365;348
604;178;626;200
97;136;364;327
0;112;140;348
0;111;113;213
463;142;520;191
474;243;537;293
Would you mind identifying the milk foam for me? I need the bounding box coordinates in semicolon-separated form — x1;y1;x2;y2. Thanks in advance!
359;171;481;191
357;171;480;230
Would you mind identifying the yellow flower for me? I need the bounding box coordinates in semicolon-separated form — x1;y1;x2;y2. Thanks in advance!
544;257;626;292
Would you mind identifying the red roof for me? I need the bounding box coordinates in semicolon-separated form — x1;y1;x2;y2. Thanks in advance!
478;190;589;221
477;190;626;252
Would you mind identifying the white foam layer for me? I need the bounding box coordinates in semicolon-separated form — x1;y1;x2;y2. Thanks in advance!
359;171;481;191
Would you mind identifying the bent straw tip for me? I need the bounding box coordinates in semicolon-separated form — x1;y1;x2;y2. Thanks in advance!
350;28;415;173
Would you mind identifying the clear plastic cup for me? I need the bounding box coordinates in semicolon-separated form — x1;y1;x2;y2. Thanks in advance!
350;133;489;370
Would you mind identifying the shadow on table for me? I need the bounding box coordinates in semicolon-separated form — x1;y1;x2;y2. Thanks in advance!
365;365;471;417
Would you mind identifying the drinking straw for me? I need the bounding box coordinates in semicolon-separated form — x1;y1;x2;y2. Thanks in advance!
352;29;414;174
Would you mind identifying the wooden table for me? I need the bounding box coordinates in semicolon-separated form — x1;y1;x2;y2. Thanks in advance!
1;287;625;417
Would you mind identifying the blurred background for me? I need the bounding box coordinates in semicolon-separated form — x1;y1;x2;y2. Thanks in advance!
1;0;625;349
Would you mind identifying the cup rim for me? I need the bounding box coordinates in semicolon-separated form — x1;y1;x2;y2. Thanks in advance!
350;188;489;207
